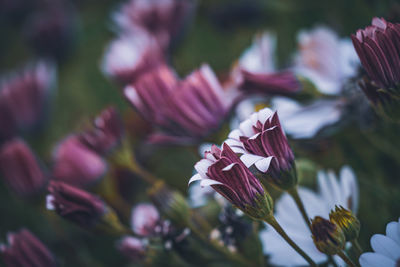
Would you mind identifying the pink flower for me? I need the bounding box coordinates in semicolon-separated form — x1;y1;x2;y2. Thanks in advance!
112;0;195;48
226;108;296;190
0;229;56;267
352;17;400;90
0;138;47;196
131;203;161;237
117;236;147;261
52;135;107;187
47;181;106;228
189;143;272;219
0;61;55;140
125;64;237;144
79;106;124;155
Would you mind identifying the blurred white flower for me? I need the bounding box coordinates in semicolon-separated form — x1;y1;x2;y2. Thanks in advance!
359;218;400;267
271;96;344;139
239;32;277;73
260;166;358;266
294;26;359;95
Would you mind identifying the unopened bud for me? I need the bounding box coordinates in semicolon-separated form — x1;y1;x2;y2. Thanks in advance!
311;216;345;255
329;205;360;241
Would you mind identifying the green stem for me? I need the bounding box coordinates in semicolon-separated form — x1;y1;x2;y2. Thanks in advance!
328;255;339;267
337;250;356;267
265;215;317;267
351;239;363;259
288;187;311;229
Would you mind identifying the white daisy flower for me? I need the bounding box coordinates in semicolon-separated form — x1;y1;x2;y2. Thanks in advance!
294;26;359;95
359;218;400;267
260;166;358;266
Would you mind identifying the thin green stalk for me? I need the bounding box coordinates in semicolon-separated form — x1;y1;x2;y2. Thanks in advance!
351;239;363;259
265;215;317;267
337;250;356;267
288;186;311;229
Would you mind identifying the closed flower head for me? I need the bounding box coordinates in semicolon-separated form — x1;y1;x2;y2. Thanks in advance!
52;135;107;187
79;106;124;155
352;17;400;90
0;229;56;267
227;107;296;190
329;205;360;241
131;203;161;237
47;181;106;228
189;143;273;220
311;216;345;255
0;138;47;196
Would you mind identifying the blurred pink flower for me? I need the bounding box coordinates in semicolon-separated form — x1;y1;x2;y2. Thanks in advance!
117;236;147;261
0;229;56;267
0;61;55;140
79;106;124;155
131;203;161;237
236;32;300;95
125;64;238;144
52;135;107;187
102;34;163;84
0;138;47;196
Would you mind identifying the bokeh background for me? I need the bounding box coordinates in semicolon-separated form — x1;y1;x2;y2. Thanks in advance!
1;0;400;266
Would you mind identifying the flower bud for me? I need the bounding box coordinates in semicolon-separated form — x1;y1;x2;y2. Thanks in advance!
116;236;147;262
329;205;360;241
311;216;345;255
0;229;57;267
148;181;190;227
131;203;160;237
47;181;126;234
0;138;47;196
52;135;107;187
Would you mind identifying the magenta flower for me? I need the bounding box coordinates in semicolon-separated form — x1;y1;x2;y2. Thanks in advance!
0;229;57;267
79;106;124;155
112;0;195;48
0;61;55;140
236;32;300;96
47;181;106;228
189;143;272;219
131;203;161;237
0;138;47;196
52;135;107;187
125;64;237;144
102;34;163;85
117;236;147;261
226;108;296;190
351;17;400;90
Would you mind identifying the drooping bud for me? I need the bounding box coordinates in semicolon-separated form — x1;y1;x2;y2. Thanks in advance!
311;216;345;255
47;181;126;234
0;138;47;196
0;229;57;267
329;205;360;241
148;181;190;227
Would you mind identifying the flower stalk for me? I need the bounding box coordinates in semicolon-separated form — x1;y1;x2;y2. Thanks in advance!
264;214;317;266
337;250;357;267
288;186;311;229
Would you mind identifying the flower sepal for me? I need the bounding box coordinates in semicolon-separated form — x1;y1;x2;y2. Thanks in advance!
256;162;298;191
311;216;346;255
241;190;274;220
329;206;360;242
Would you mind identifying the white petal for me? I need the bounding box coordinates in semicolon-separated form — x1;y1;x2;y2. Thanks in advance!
386;221;400;245
194;159;212;178
189;174;202;185
222;163;237;171
228;129;242;140
340;165;359;213
230;146;246;154
200;179;223;187
257;108;273;124
359;252;396;267
249;132;261;140
240;154;265;168
46;195;55;210
371;234;400;261
224;138;243;148
239;119;254;137
254;157;274;172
